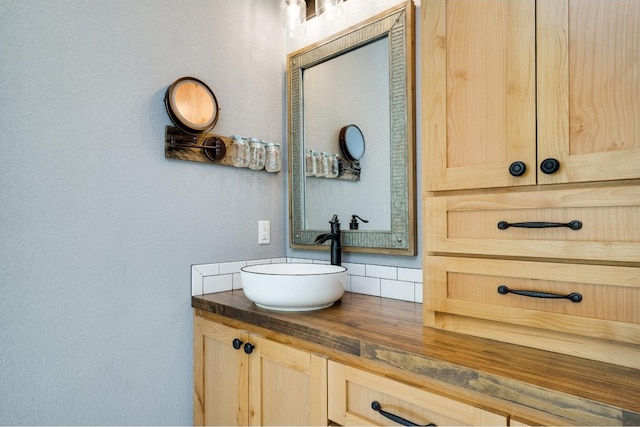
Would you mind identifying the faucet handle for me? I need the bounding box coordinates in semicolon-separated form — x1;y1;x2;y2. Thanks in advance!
329;214;340;233
350;214;369;230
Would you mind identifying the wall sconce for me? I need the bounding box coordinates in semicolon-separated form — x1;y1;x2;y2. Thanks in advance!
315;0;344;20
281;0;307;38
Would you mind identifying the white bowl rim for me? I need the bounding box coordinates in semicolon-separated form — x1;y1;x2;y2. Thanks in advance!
241;263;347;276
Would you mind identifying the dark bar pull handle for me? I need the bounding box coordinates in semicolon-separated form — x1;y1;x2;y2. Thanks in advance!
498;285;582;303
497;220;582;230
371;401;436;427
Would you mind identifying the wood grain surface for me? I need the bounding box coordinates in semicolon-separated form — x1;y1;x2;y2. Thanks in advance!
193;291;640;426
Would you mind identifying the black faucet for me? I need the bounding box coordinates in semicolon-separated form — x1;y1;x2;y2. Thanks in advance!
314;214;342;266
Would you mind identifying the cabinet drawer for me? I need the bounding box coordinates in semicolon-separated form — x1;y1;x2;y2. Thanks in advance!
328;361;507;426
425;256;640;345
425;185;640;263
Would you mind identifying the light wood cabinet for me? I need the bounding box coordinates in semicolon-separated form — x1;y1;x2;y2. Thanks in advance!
422;0;640;367
328;361;507;426
193;294;640;426
424;256;640;368
424;0;640;191
424;185;640;263
193;315;328;426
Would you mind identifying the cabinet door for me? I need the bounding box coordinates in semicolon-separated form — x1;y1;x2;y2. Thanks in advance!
538;0;640;185
248;336;327;426
423;0;537;191
194;316;249;426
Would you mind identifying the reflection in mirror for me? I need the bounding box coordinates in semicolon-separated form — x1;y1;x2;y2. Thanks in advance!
304;37;390;230
288;1;415;255
340;125;365;162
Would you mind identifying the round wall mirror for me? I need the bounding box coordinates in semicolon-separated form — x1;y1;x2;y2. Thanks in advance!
339;124;365;162
164;77;219;134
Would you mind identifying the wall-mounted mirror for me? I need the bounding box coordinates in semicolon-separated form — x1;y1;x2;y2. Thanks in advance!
164;77;219;134
288;1;416;255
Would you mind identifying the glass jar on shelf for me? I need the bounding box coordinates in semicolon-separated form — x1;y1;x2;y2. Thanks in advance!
315;151;327;177
248;138;266;170
321;152;331;177
231;135;250;168
326;153;339;178
265;142;281;172
305;150;317;176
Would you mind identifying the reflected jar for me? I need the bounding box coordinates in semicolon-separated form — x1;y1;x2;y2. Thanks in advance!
231;135;250;168
248;139;266;170
305;150;317;176
265;142;281;173
326;153;339;178
321;152;331;177
315;151;327;177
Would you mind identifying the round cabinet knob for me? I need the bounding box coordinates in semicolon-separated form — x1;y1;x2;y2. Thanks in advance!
509;161;527;177
232;338;243;350
540;158;560;174
243;343;255;355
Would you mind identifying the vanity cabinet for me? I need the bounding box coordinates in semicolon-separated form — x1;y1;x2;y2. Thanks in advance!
424;0;640;191
424;185;640;264
328;361;507;426
425;256;640;367
422;0;640;367
193;315;328;426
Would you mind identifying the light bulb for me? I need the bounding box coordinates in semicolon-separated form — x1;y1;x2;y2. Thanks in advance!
282;0;306;38
287;3;301;21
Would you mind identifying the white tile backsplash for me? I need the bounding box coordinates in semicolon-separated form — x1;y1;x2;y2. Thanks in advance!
191;265;203;296
219;261;246;275
398;267;422;283
203;274;233;294
193;263;220;276
351;275;381;296
365;264;397;280
246;258;272;267
343;274;352;292
414;282;424;303
342;262;365;276
381;279;415;301
232;272;243;290
288;257;314;264
191;257;423;303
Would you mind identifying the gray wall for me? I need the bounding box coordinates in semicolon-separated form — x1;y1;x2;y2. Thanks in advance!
1;0;423;424
0;0;284;424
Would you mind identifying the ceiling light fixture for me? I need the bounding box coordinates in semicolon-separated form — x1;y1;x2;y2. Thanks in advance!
281;0;307;38
315;0;344;21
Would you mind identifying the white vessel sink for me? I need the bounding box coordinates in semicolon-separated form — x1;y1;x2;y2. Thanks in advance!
240;263;347;311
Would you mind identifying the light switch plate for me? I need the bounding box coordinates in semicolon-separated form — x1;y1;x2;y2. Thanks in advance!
258;220;270;245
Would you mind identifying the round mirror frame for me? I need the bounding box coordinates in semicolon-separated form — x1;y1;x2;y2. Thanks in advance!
339;124;366;162
165;77;219;134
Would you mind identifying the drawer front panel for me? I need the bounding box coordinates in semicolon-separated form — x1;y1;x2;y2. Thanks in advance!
425;185;640;262
328;361;507;426
425;257;640;344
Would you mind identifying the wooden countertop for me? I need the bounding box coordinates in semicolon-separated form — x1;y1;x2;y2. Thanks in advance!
192;291;640;426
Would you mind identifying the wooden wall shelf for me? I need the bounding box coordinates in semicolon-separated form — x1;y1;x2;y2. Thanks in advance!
164;126;278;172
